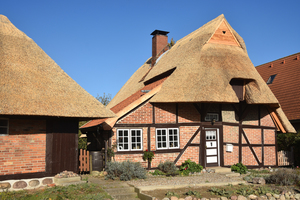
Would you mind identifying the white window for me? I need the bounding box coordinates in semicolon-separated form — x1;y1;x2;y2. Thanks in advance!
117;129;142;151
156;128;179;150
205;113;219;122
0;119;8;136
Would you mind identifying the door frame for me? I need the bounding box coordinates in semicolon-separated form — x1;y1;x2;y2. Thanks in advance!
201;126;222;168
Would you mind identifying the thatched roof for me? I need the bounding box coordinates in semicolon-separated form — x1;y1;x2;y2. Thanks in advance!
105;14;295;133
0;15;115;119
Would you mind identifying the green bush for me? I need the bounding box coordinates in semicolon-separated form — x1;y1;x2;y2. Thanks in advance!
150;169;165;176
158;160;179;176
231;163;247;174
265;168;300;186
179;159;203;176
105;160;147;181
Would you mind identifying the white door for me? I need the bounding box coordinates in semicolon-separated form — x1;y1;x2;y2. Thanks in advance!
205;129;219;167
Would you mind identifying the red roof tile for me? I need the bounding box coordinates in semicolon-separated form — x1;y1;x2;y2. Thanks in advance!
256;52;300;121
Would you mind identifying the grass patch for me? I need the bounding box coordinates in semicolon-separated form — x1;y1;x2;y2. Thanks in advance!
0;183;112;200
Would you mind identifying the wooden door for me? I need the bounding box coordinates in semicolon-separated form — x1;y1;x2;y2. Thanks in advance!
205;129;219;167
46;119;78;175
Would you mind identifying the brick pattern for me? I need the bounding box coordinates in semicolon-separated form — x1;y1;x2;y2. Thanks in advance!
155;103;176;124
242;105;259;126
260;107;275;127
253;147;262;163
243;128;261;144
242;146;259;166
223;126;239;143
180;126;199;149
118;102;153;124
0;119;46;175
176;146;199;165
264;146;276;165
178;103;200;123
223;145;239;165
264;129;275;144
150;127;156;151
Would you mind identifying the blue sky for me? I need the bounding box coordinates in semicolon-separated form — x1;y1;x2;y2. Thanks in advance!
2;0;299;99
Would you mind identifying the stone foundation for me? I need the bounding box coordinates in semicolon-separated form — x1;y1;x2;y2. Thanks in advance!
0;177;53;191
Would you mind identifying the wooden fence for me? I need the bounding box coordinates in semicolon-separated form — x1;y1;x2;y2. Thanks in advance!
79;149;90;172
278;149;294;166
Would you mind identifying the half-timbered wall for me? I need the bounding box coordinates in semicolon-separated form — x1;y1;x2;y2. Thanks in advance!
112;101;277;168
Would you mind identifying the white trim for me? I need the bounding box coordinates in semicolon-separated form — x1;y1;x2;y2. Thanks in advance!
205;128;220;166
0;118;9;136
156;128;180;150
117;129;143;151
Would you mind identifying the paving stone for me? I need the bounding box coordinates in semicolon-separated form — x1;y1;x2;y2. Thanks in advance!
273;194;280;199
0;182;11;189
221;197;228;200
237;195;247;200
42;178;53;185
280;195;286;200
13;181;27;189
249;195;258;199
171;197;179;200
231;196;238;200
29;180;40;187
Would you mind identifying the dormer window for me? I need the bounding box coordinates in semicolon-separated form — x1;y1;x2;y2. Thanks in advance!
266;74;277;84
230;79;244;101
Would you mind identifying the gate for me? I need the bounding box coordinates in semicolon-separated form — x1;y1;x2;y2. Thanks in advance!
79;149;90;172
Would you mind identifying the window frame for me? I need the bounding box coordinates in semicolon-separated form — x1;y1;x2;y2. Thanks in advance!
0;118;9;136
205;113;219;122
117;129;143;151
266;74;277;84
156;128;180;150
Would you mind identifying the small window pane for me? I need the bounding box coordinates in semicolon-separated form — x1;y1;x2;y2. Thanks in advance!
0;120;8;126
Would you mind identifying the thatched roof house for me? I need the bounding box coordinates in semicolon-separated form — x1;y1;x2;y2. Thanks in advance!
81;14;295;169
0;15;114;180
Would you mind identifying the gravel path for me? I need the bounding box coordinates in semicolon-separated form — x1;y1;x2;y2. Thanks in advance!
127;173;246;187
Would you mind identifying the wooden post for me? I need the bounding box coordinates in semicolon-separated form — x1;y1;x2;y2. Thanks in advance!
148;160;151;170
89;154;93;173
105;140;108;168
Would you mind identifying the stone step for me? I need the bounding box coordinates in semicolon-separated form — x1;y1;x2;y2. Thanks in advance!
110;192;138;200
225;172;240;177
206;167;232;173
105;186;135;194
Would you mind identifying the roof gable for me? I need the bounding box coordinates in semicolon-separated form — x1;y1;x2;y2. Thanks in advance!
207;19;241;47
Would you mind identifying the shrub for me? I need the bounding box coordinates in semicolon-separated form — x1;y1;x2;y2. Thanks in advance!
265;168;300;186
231;163;247;174
105;160;147;181
158;160;179;176
142;149;155;162
179;159;203;176
149;169;165;176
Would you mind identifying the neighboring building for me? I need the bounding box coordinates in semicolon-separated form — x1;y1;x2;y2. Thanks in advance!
80;14;295;169
256;53;300;132
0;15;115;180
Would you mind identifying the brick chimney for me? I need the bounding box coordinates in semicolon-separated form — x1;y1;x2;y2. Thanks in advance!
151;30;169;66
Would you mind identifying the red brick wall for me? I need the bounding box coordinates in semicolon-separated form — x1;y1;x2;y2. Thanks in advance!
242;146;259;166
0;119;46;175
178;103;200;123
118;102;153;124
224;145;239;165
223;126;239;143
243;128;261;144
242;105;259;126
264;146;276;165
261;107;275;127
264;130;275;144
155;103;176;124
